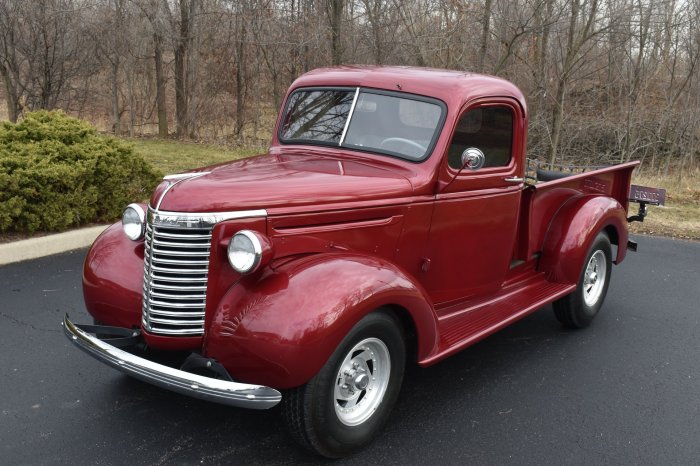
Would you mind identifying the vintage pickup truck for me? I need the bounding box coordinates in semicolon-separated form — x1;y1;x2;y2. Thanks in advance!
63;66;662;457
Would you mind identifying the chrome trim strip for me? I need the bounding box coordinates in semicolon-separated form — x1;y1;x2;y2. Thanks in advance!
149;277;207;286
339;87;360;146
151;248;210;257
148;283;207;291
148;309;206;318
148;299;204;309
148;316;205;326
155;176;195;211
151;265;208;274
146;256;210;266
140;324;204;336
63;315;281;409
163;171;211;181
156;172;212;210
150;231;212;240
152;239;211;248
149;208;268;225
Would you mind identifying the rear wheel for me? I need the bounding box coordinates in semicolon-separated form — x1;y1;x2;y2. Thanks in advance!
282;311;405;458
553;232;612;328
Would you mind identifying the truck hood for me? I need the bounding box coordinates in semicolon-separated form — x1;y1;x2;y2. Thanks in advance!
152;153;415;213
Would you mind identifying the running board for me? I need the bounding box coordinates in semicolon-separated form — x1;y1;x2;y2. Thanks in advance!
420;277;575;366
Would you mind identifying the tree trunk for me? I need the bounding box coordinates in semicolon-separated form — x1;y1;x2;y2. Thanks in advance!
532;0;553;118
235;15;246;137
478;0;492;71
127;66;134;137
187;0;199;139
548;77;567;168
173;0;190;138
1;65;19;122
154;33;168;137
328;0;343;65
110;60;120;134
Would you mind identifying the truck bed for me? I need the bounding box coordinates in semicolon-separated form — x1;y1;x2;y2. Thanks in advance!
516;161;639;261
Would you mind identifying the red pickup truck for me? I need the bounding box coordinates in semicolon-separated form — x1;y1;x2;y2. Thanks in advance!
64;66;660;457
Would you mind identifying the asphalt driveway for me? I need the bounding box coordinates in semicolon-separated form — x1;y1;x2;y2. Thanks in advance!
1;235;699;465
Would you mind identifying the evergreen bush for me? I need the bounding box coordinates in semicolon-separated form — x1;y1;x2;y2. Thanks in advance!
0;111;162;233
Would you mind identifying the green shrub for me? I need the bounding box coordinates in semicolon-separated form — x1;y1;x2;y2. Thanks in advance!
0;110;162;233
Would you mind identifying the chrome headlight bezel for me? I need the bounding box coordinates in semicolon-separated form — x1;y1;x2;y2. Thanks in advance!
122;203;146;241
227;230;264;274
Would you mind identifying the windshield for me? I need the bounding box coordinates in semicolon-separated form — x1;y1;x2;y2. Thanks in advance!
280;88;445;161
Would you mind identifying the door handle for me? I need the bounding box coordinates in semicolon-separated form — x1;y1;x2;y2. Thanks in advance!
504;177;524;183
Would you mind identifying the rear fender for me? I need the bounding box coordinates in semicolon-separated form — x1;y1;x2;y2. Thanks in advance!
204;253;438;389
539;196;628;284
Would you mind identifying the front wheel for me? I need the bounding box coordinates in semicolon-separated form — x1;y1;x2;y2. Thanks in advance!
553;231;613;328
282;311;405;458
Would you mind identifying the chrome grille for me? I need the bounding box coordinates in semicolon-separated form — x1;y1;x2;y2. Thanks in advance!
140;207;269;337
142;213;213;336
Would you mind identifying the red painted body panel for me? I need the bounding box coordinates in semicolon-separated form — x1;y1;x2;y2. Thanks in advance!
529;161;638;266
268;204;406;260
425;188;522;305
423;273;575;365
80;67;640;391
158;154;416;213
539;196;629;284
83;223;144;329
204;254;438;388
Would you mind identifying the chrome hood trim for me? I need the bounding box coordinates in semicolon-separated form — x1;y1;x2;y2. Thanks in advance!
148;208;268;227
156;172;211;210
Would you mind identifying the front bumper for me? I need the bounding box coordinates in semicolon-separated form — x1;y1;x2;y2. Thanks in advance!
62;314;281;409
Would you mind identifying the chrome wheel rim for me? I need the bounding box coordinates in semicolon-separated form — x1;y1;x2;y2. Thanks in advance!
334;337;391;426
583;250;607;307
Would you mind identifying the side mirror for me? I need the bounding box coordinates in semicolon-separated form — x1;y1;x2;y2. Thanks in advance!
461;147;485;170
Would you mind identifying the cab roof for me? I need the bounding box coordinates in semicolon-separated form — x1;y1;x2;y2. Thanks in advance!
290;66;526;113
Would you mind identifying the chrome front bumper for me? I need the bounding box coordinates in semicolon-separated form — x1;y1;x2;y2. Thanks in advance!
62;314;281;409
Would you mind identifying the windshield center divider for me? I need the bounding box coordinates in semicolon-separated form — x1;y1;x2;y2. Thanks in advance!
339;87;360;147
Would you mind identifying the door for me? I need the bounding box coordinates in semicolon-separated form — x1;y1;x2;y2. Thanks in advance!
423;99;525;307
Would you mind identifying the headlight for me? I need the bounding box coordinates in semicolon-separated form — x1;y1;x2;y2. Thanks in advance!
227;230;267;274
122;204;146;241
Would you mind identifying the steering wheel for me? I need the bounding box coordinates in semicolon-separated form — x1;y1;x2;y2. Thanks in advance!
379;137;427;153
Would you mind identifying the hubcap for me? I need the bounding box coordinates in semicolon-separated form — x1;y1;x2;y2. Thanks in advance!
583;250;607;307
334;338;391;426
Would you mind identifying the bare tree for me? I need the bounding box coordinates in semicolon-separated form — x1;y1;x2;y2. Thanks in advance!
0;0;697;172
546;0;603;166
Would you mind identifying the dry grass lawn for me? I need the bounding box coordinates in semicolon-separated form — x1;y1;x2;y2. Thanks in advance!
630;170;700;240
125;137;267;174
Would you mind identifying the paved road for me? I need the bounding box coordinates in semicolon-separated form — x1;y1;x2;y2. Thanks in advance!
1;235;699;465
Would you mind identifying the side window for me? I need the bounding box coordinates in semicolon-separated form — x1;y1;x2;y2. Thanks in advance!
447;106;513;169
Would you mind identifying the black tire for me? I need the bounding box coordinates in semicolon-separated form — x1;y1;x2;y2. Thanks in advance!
553;231;613;328
282;310;406;458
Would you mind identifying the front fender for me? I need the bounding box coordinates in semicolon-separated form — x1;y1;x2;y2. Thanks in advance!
539;195;628;284
83;222;144;329
204;253;438;389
